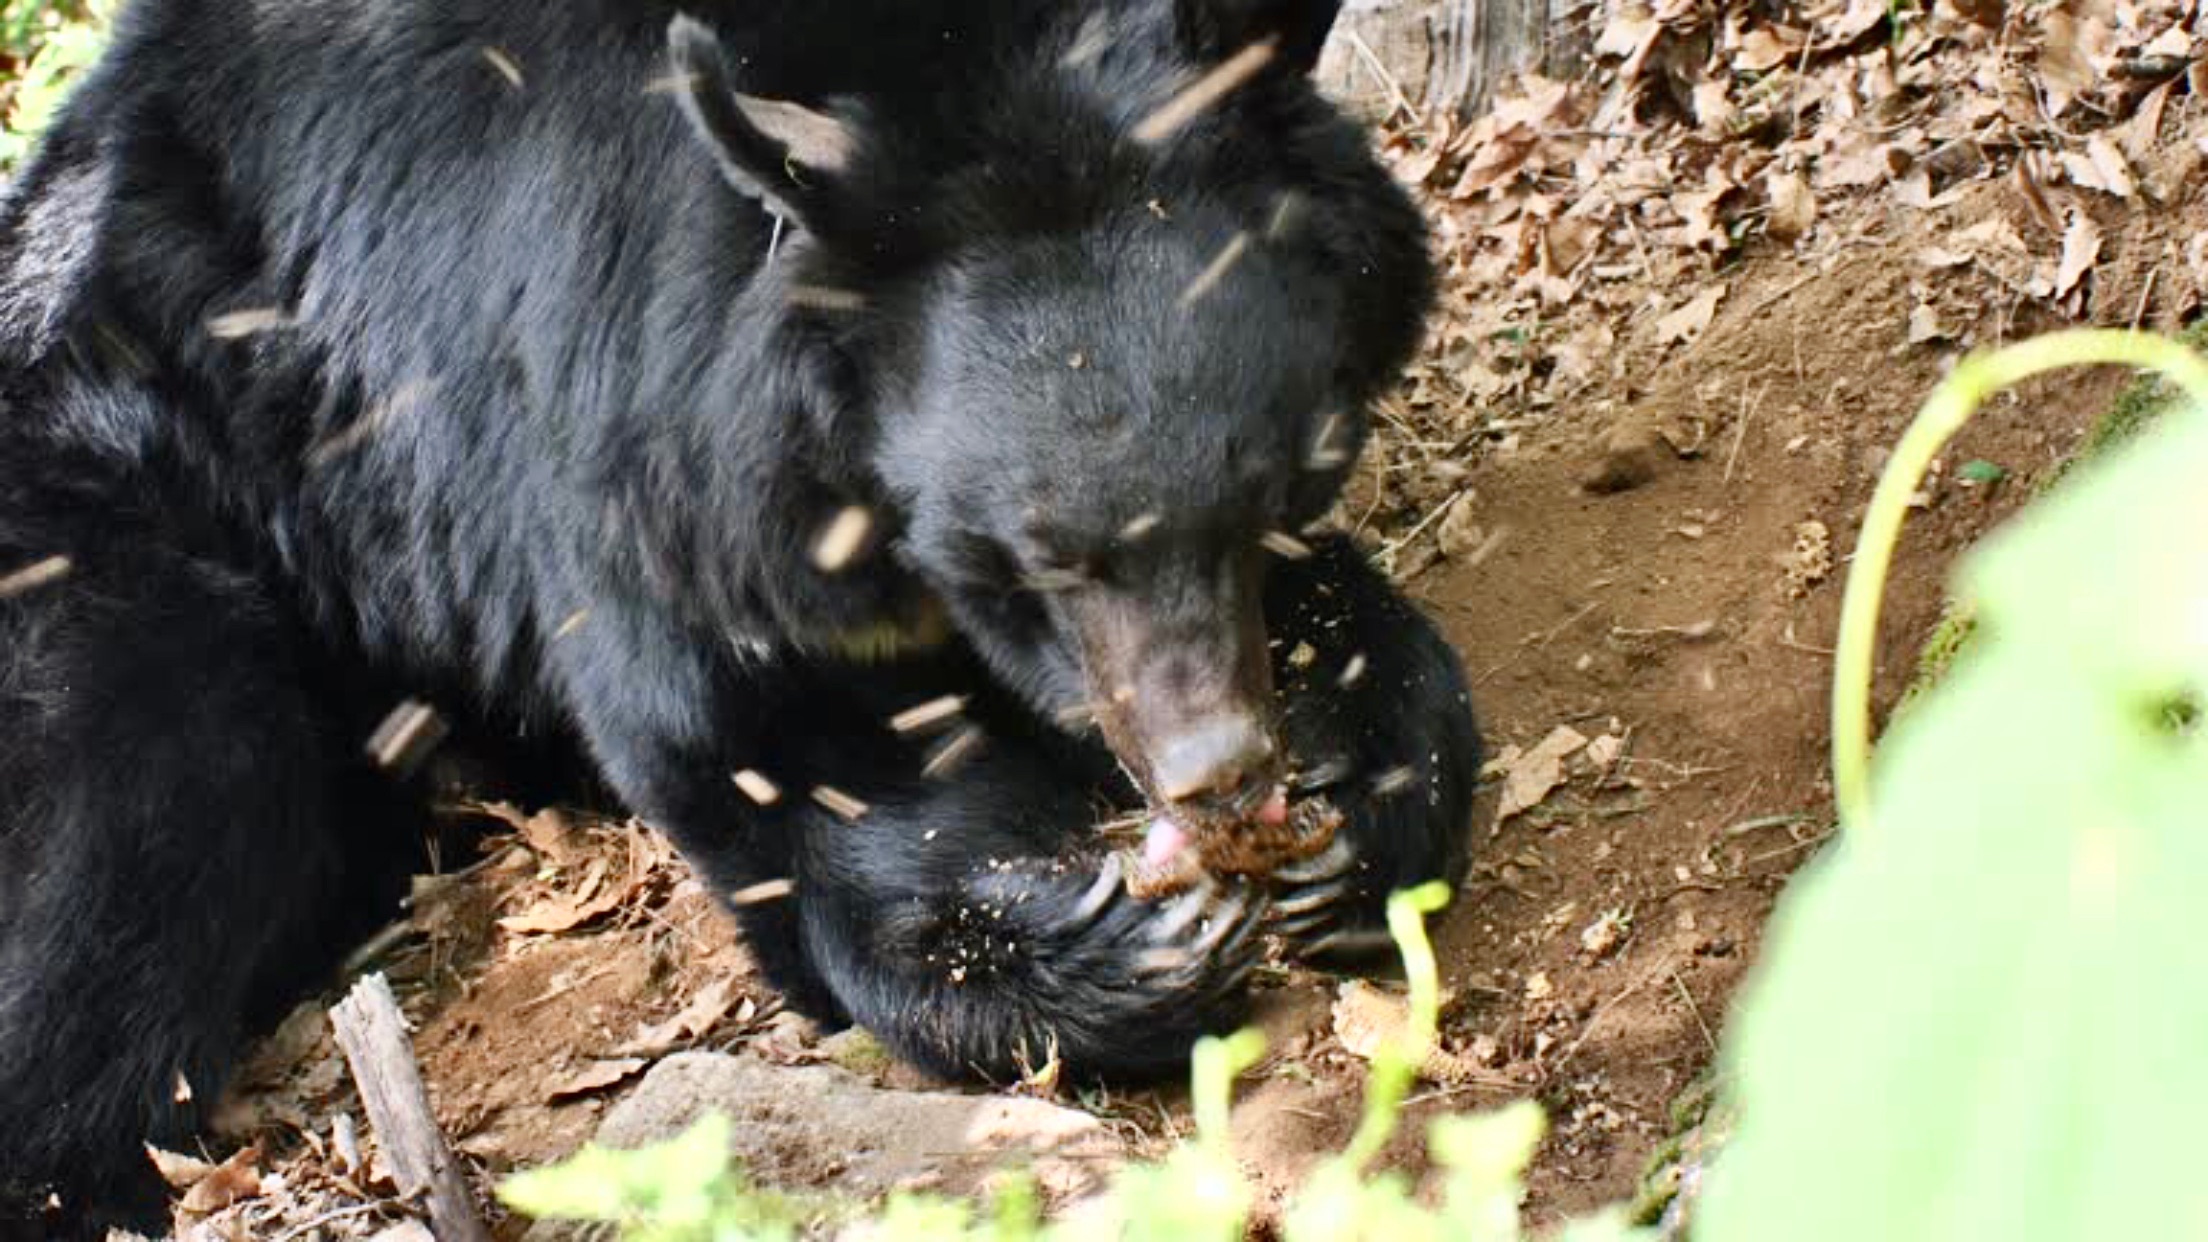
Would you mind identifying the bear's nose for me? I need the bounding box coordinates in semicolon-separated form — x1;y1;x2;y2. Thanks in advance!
1152;715;1277;806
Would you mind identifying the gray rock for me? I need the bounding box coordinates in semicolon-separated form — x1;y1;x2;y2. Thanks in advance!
519;1052;1125;1240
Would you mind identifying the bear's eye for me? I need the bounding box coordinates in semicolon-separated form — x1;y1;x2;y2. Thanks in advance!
1020;547;1104;594
943;530;1031;594
1009;522;1111;593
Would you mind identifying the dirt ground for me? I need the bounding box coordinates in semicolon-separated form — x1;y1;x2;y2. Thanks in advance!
160;7;2208;1238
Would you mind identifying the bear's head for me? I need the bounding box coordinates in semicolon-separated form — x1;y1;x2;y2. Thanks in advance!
668;0;1433;828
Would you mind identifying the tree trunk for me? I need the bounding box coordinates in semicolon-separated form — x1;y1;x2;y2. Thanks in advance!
1317;0;1586;122
1430;0;1585;118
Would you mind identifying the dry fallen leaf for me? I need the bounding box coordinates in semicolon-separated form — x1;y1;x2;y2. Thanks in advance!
144;1145;216;1190
1447;77;1581;198
1497;724;1590;821
1585;733;1624;769
1655;285;1726;347
2009;156;2064;237
616;978;743;1057
2186;231;2208;299
2119;79;2175;165
462;799;587;869
2061;137;2136;198
1818;137;1900;190
1672;180;1738;252
2084;136;2135;198
1392;140;1446;188
546;1057;649;1102
1765;170;1816;241
1434;494;1484;558
2142;25;2192;60
1450;128;1543;197
2054;210;2104;299
2037;12;2109;117
1543;216;1600;277
1907;303;1953;345
1594;5;1658;60
1953;215;2032;260
1945;0;2005;27
176;1145;263;1216
1732;25;1803;74
1330;980;1495;1085
1692;78;1735;133
1817;0;1888;47
1891;169;1962;211
515;806;586;870
497;856;624;935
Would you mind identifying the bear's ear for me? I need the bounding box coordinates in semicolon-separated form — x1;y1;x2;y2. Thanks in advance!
1173;0;1343;75
667;14;856;231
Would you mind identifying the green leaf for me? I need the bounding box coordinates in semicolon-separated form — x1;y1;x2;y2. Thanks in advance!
1045;1144;1248;1242
1698;391;2208;1240
497;1112;799;1242
0;0;110;171
1424;1100;1548;1242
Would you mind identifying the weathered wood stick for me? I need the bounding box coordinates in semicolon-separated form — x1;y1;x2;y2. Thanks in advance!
329;973;489;1242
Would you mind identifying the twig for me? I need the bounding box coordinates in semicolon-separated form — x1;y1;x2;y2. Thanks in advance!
1403;1078;1523;1108
1531;601;1601;648
339;919;420;979
1597;723;1637;788
1723;812;1811;838
1715;774;1767;834
1747;828;1836;865
1475;600;1600;685
1724;382;1768;483
1609;620;1717;641
1623;213;1657;281
1549;968;1659;1073
329;974;491;1242
1349;485;1387;539
343;839;527;975
1670;969;1719;1055
273;1199;410;1242
2130;264;2160;331
1618;756;1734;782
1378;487;1471;558
1788;20;1816;133
1346;30;1417;124
1776;633;1836;657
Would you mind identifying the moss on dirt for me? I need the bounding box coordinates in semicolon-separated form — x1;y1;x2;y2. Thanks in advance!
1898;320;2208;711
1624;1070;1735;1238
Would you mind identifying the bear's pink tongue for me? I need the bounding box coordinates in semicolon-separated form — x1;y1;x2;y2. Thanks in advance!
1257;787;1289;826
1142;816;1191;869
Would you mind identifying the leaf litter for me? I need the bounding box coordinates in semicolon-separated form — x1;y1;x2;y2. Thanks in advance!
1349;0;2204;568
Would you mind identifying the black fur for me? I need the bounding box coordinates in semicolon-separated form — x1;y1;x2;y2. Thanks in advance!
0;1;1472;1235
738;534;1481;1083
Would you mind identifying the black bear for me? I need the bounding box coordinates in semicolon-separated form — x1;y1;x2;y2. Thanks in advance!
0;0;1480;1235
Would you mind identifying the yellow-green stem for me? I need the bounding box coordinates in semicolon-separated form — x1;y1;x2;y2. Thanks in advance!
1832;328;2208;833
1335;881;1452;1171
